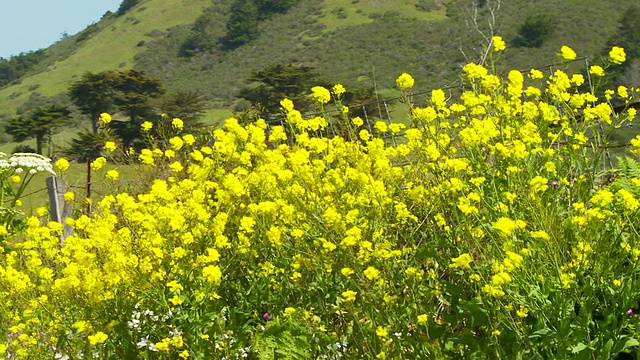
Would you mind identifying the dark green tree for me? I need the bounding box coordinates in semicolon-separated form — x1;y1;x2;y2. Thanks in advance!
584;5;640;99
68;71;118;133
5;105;70;154
237;63;319;119
111;69;164;124
254;0;300;19
180;15;216;57
63;131;107;162
162;91;208;128
222;0;260;49
0;50;47;88
116;0;138;17
608;5;640;66
514;14;554;48
109;70;164;149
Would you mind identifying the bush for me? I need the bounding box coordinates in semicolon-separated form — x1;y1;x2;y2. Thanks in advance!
514;14;554;48
11;144;36;154
116;0;138;17
415;0;441;12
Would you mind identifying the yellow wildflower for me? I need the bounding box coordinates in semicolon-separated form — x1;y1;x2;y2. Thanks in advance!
396;72;415;90
609;46;626;64
449;253;473;269
99;113;112;124
88;331;108;345
104;141;116;152
172;118;184;130
559;46;577;60
364;266;380;280
311;86;331;104
492;36;506;52
341;290;357;302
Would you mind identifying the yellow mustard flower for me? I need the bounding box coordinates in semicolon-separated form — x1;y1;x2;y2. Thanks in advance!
311;86;331;104
492;35;506;52
364;266;380;280
396;72;415;90
88;331;108;345
341;290;357;302
172;118;184;130
609;46;626;64
449;253;473;269
559;45;577;60
99;113;112;124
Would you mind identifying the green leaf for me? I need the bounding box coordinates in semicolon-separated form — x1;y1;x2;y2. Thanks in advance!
427;323;446;340
529;328;555;339
571;343;588;354
621;338;639;350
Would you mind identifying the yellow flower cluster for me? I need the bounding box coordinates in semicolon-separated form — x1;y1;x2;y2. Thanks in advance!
0;42;638;359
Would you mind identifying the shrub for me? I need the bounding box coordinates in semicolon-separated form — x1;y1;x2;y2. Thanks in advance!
515;14;554;48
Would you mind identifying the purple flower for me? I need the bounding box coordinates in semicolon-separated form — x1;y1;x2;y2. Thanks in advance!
263;312;269;319
626;308;634;316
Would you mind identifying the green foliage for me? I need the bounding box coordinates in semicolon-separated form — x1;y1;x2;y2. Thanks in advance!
11;144;36;154
161;91;208;128
68;69;163;150
222;0;261;50
415;0;441;12
4;105;70;154
237;63;319;117
179;3;232;57
68;71;118;133
253;317;312;359
111;69;164;124
116;0;139;17
221;0;302;50
514;14;555;48
0;50;47;88
608;5;640;65
75;23;99;44
611;156;640;193
254;0;301;19
63;130;107;162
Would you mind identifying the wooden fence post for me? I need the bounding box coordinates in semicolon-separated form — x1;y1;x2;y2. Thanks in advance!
46;176;74;245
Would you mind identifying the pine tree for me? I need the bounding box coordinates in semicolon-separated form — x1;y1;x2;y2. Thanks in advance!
5;105;70;154
222;0;260;49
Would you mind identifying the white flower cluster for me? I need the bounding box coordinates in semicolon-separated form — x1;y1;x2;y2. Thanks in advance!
0;152;55;175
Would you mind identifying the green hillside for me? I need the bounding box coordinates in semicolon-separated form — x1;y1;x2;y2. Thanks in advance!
0;0;211;117
0;0;638;129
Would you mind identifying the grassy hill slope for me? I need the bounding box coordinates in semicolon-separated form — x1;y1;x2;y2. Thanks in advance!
0;0;210;117
135;0;639;106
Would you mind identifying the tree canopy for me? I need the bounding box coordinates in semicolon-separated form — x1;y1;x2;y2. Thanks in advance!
237;63;319;118
5;105;70;155
68;71;118;133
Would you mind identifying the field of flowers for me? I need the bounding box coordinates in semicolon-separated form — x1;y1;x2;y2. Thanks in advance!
0;40;639;359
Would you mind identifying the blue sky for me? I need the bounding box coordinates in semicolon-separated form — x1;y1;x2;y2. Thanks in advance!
0;0;123;59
